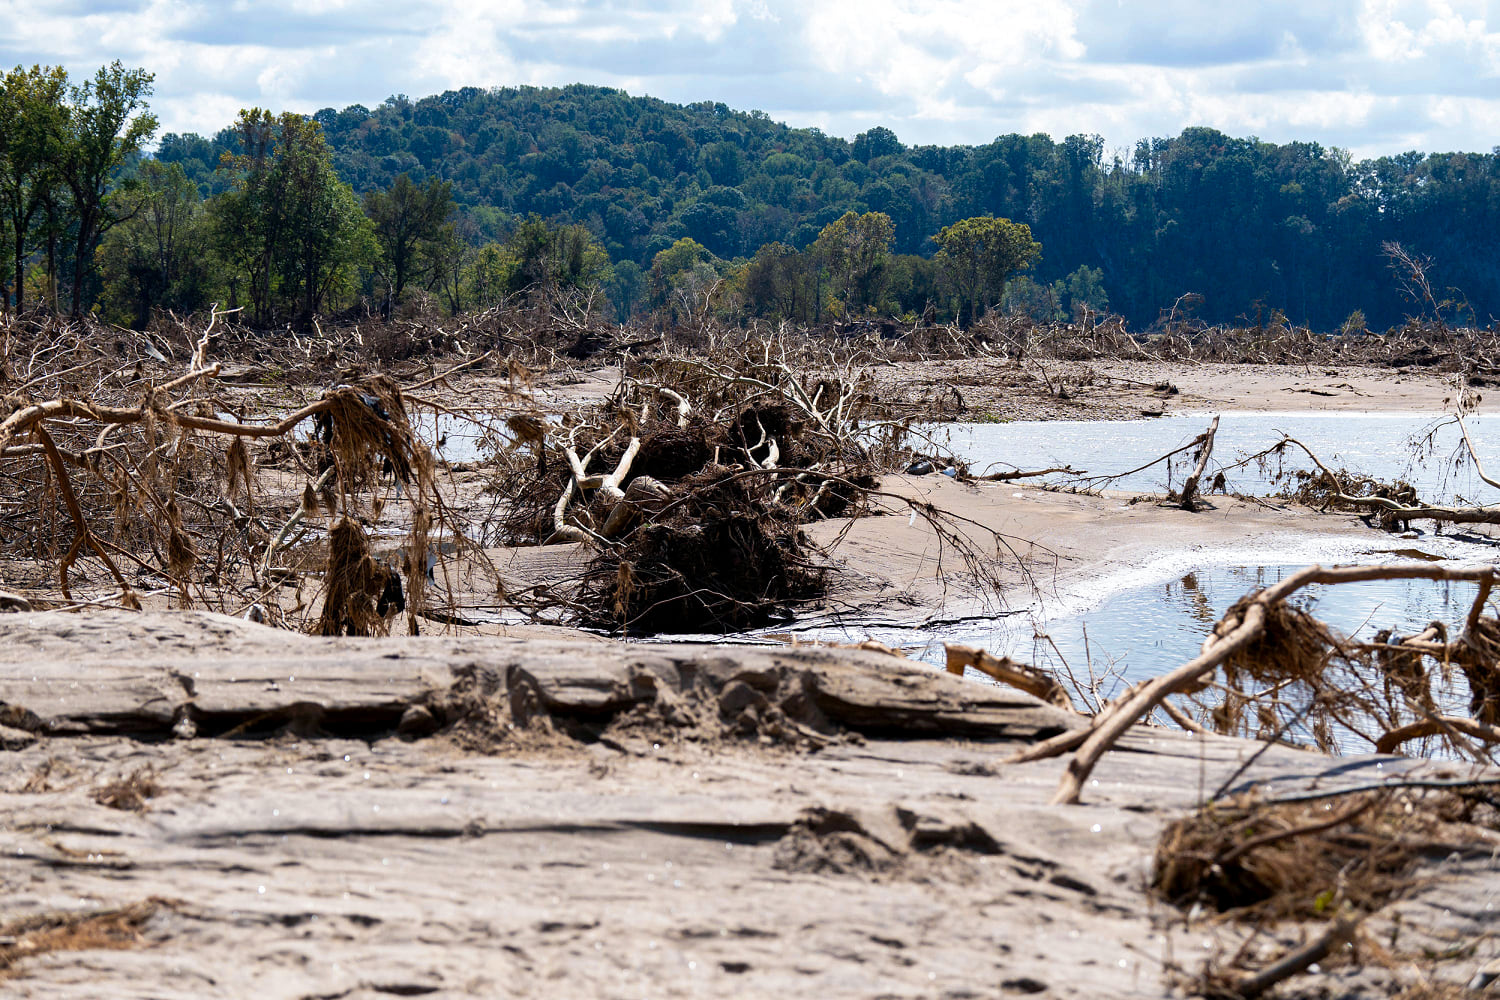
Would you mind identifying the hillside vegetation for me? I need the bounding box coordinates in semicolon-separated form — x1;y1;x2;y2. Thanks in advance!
155;83;1500;330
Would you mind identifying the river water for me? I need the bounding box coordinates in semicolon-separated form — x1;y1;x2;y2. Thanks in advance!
790;411;1500;751
927;411;1499;502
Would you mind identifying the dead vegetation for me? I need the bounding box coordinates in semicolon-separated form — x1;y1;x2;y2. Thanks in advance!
1153;783;1500;998
0;308;448;635
1004;563;1500;805
92;765;160;811
1154;786;1497;921
0;306;1037;636
0;898;170;978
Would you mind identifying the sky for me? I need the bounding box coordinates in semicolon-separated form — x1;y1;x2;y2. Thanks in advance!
5;0;1500;159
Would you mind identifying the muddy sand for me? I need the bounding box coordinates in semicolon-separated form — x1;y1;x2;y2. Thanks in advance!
860;357;1496;422
1;610;1496;999
2;359;1498;997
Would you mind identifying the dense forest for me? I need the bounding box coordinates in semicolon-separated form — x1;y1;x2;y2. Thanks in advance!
5;66;1499;331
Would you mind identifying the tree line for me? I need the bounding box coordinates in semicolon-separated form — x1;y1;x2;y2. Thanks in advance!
7;68;1500;330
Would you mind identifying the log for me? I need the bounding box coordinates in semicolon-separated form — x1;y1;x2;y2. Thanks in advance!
1178;414;1219;509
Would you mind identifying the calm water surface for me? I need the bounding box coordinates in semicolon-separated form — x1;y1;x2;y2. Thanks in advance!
928;411;1499;502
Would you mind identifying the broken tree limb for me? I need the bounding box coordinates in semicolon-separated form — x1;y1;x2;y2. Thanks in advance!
261;466;337;574
651;385;692;427
546;477;592;545
36;425;129;599
1160;697;1214;736
601;475;671;538
1179;414;1219;509
975;465;1085;482
1279;434;1500;526
760;437;780;470
1451;406;1500;492
1231;917;1359;999
1375;715;1500;754
549;429;628;545
597;436;641;502
1018;563;1500;805
944;643;1075;711
0;395;333;455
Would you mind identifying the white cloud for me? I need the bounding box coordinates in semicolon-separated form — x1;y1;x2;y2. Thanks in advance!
2;0;1499;158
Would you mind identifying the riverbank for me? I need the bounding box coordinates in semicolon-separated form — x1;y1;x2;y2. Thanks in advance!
853;357;1497;423
4;339;1499;998
0;610;1495;999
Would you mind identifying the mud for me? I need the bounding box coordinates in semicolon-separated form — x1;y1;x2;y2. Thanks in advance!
0;610;1495;999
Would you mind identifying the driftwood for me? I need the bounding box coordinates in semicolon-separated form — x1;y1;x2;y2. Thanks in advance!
1232;918;1359;999
1178;414;1219;509
1375;715;1500;754
1012;563;1500;805
974;465;1086;482
1271;423;1500;526
944;643;1076;711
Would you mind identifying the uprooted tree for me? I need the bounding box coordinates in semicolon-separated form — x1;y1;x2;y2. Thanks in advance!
0;307;1038;638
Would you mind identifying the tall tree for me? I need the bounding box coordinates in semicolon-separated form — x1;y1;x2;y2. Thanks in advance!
214;110;374;323
812;211;894;317
363;172;453;306
57;61;157;316
934;216;1041;324
0;65;68;312
97;160;215;325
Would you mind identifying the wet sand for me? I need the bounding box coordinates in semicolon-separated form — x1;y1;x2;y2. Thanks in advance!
2;358;1497;998
0;610;1495;999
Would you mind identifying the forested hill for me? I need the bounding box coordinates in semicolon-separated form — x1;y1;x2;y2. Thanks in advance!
156;83;1500;331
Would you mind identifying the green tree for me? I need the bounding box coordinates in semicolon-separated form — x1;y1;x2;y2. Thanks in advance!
604;259;644;321
649;236;719;318
428;219;475;314
811;211;894;318
500;215;611;299
96;160;215;325
281;155;375;317
57;61;157;316
0;65;68;312
742;241;814;321
465;241;510;309
1055;264;1108;319
1002;275;1062;322
214;110;374;322
934;216;1041;324
364;172;453;306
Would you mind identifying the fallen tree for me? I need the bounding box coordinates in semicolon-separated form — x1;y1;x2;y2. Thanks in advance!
995;563;1500;805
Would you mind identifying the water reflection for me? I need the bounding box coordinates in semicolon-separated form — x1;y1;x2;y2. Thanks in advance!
787;562;1489;754
984;565;1471;691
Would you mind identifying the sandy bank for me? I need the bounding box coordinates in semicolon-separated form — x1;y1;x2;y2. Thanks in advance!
0;610;1494;999
801;475;1481;630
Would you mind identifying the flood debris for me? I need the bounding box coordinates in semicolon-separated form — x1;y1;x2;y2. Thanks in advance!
1156;783;1500;999
92;765;160;811
1012;563;1500;806
482;334;1024;634
0;899;170;978
0;310;453;635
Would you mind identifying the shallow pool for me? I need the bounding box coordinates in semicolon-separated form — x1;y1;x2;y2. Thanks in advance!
927;411;1500;503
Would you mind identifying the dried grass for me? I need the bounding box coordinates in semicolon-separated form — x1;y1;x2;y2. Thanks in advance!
317;517;401;637
0;898;168;977
92;766;160;812
1153;786;1499;922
